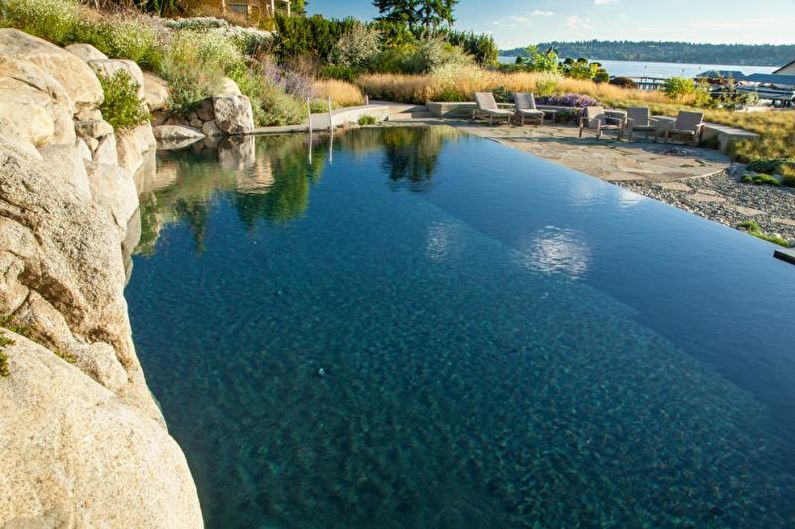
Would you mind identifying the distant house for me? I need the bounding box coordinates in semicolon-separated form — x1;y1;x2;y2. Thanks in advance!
695;70;746;81
225;0;292;17
773;59;795;76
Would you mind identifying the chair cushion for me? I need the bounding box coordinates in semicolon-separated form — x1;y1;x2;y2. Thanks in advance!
517;109;544;116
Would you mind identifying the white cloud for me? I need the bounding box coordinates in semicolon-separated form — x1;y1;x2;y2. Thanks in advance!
595;0;620;4
565;16;592;30
530;10;555;16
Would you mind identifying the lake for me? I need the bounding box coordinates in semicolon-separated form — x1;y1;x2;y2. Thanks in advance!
498;57;777;78
128;129;795;528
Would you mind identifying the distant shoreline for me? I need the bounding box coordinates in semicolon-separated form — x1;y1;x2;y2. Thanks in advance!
499;41;795;68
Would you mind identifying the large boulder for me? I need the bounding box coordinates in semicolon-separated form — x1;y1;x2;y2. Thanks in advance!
0;29;103;112
85;160;140;235
0;331;204;529
153;124;205;141
90;58;146;101
65;42;109;62
0;143;156;419
212;95;254;135
217;77;242;96
143;71;169;112
0;56;75;146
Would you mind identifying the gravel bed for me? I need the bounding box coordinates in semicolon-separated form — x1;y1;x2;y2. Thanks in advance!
615;166;795;245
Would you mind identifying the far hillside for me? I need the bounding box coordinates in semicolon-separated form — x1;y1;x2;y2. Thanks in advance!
500;41;795;67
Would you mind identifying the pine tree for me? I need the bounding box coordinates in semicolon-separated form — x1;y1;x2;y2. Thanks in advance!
372;0;457;32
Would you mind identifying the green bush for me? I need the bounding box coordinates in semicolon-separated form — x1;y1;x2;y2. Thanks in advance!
319;64;359;82
358;115;377;126
159;31;232;114
96;69;150;132
663;76;695;100
1;0;79;44
332;23;381;69
746;158;788;174
444;30;498;66
106;19;163;70
742;173;780;186
229;62;305;127
779;163;795;187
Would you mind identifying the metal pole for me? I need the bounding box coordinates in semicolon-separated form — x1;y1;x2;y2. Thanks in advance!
306;97;312;134
327;97;333;133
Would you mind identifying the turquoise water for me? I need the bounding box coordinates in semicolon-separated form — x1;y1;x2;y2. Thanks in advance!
127;128;795;528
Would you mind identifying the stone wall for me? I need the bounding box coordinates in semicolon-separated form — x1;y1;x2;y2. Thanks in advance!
0;29;203;528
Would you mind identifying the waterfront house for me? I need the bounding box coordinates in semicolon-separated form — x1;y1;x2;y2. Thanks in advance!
224;0;293;17
773;59;795;75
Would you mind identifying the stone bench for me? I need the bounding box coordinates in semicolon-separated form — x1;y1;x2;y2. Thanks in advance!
653;116;760;152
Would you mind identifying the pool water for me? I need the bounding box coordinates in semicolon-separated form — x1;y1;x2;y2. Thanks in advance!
127;128;795;528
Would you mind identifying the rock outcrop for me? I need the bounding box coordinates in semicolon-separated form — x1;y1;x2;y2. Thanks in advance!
0;29;103;111
0;331;203;528
0;28;203;528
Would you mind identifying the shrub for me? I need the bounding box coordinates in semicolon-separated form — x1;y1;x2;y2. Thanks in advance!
536;94;600;108
742;173;780;186
779;164;795;187
164;16;229;31
444;30;498;66
229;61;305;127
663;76;695;100
332;23;381;69
96;69;150;132
1;0;79;44
358;115;377;126
593;68;610;84
106;18;164;70
159;30;240;114
535;73;562;96
610;77;637;89
746;158;787;174
319;64;359;82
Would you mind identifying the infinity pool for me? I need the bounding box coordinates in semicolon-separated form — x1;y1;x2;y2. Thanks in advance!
127;128;795;528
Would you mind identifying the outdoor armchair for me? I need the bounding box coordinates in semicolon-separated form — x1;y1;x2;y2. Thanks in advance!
473;92;515;125
578;106;626;140
625;107;659;141
514;92;546;125
664;111;705;145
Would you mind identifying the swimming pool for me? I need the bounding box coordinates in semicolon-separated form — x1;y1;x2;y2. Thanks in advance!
127;127;795;528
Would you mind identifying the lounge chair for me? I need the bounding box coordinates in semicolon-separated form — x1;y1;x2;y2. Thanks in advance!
664;111;705;145
578;106;626;140
472;92;514;125
625;107;658;141
514;92;546;126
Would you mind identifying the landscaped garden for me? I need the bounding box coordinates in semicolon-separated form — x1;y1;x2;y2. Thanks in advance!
2;0;791;168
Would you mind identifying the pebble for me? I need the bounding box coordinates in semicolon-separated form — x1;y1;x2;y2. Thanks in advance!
617;168;795;244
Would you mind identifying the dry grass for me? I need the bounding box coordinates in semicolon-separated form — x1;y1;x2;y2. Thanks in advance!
313;79;365;108
356;69;675;106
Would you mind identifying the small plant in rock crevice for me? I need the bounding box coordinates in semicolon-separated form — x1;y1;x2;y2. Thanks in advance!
0;331;14;377
96;69;150;132
358;115;377;126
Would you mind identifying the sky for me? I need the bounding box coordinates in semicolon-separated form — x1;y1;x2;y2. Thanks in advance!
306;0;795;49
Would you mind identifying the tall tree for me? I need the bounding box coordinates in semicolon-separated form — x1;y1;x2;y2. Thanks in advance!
373;0;457;32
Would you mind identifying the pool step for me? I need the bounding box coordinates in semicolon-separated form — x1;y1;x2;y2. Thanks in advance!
774;247;795;265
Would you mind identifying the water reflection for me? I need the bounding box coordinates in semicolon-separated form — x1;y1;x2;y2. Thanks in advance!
518;226;592;279
137;127;462;255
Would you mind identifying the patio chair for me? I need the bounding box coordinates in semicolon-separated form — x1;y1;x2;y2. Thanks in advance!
472;92;514;125
625;107;658;141
578;106;626;140
664;111;705;145
514;92;545;126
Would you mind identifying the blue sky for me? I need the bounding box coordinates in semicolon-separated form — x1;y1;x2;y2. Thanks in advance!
307;0;795;48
